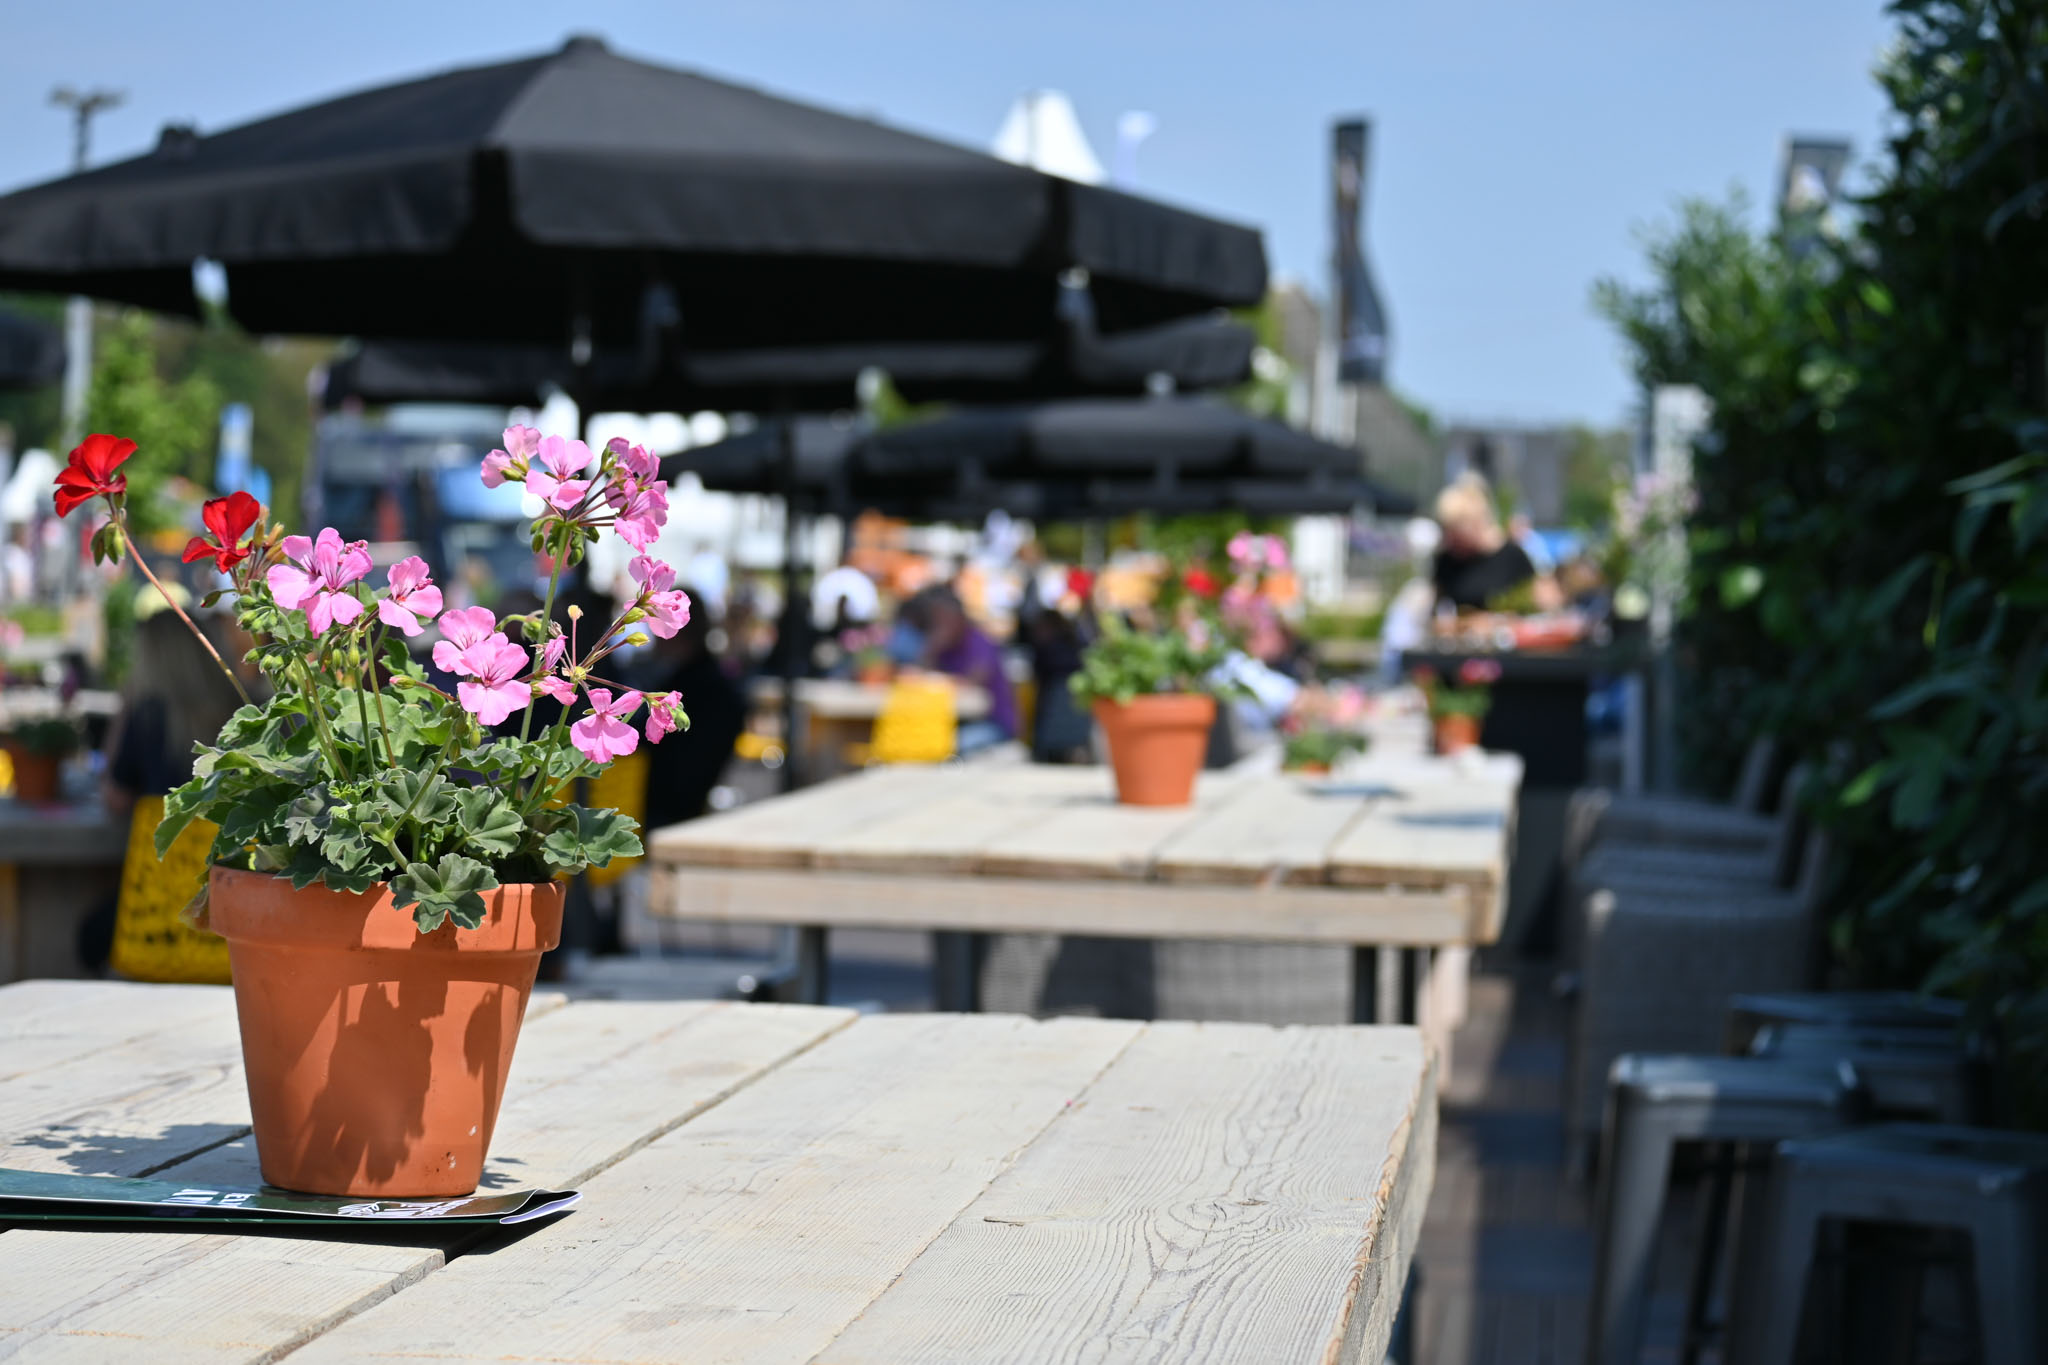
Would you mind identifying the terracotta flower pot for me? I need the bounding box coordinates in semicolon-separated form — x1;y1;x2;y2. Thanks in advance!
208;865;564;1198
1093;693;1215;807
1433;713;1482;755
3;743;62;803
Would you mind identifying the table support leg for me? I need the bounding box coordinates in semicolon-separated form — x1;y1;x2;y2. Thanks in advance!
1350;946;1377;1024
1351;947;1427;1026
795;925;829;1005
933;931;983;1013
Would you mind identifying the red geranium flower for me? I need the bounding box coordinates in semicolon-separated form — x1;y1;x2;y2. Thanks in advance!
53;433;137;517
1182;566;1219;599
182;491;264;572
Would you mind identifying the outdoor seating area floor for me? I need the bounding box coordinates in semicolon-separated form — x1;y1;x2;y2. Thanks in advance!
1418;963;1712;1365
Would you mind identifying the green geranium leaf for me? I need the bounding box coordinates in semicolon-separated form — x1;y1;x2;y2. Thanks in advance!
391;853;498;933
541;805;644;874
453;786;524;857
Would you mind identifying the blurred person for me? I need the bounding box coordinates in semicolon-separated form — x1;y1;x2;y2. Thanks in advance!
81;611;252;969
1507;512;1557;575
1024;605;1091;762
631;586;746;830
2;525;33;602
1431;474;1562;613
902;585;1017;751
102;611;249;818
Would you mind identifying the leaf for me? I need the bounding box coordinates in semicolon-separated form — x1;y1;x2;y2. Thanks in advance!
453;786;525;857
154;776;215;860
390;853;498;933
1839;761;1889;807
540;806;644;874
1718;564;1765;609
1945;454;2044;495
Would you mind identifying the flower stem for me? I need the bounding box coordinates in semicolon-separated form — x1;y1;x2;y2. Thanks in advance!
117;521;254;707
367;625;398;768
519;522;567;745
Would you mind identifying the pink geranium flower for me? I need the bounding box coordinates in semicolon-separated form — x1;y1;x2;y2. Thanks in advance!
606;437;660;481
570;688;644;763
629;555;692;639
454;636;532;726
267;527;373;635
523;434;594;510
483;425;542;489
643;691;686;743
606;474;669;550
376;556;444;637
432;606;500;674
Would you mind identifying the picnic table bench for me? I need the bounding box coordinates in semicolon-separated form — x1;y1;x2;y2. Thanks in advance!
648;751;1521;1023
0;979;1436;1364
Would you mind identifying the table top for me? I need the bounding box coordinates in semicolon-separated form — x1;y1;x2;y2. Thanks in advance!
0;980;1436;1365
649;750;1521;947
748;674;992;721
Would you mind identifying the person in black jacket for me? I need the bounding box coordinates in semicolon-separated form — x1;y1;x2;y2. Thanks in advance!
630;586;745;831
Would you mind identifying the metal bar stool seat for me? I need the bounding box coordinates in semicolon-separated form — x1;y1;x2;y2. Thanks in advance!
1749;1021;1984;1124
1588;1053;1867;1365
1726;989;1964;1054
1732;1124;2048;1365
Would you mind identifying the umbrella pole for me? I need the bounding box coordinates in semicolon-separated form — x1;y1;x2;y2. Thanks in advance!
777;416;808;792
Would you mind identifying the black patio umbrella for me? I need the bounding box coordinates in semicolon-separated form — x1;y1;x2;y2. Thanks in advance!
662;396;1417;520
320;306;1256;412
0;36;1266;355
0;307;63;390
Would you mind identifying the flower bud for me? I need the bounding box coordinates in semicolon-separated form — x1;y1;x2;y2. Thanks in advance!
625;631;650;647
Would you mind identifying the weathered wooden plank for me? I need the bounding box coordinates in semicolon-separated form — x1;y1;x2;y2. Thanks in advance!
975;772;1253;881
0;996;853;1365
1326;759;1520;899
811;764;1110;875
657;866;1477;947
645;764;964;869
0;982;237;1083
286;1013;1143;1365
1152;774;1380;885
819;1022;1435;1365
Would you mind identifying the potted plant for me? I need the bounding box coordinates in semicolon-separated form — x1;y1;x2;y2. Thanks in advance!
1281;726;1368;775
1068;616;1233;806
54;427;691;1198
1;715;80;803
839;622;894;684
1415;658;1500;755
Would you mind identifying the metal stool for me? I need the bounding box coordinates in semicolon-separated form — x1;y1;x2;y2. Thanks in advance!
1725;989;1964;1054
1587;1054;1867;1365
1731;1124;2048;1365
1750;1022;1983;1123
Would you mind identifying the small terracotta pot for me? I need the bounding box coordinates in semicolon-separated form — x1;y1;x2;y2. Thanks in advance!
855;663;894;685
208;866;563;1198
1093;693;1215;807
1433;713;1482;755
3;744;62;803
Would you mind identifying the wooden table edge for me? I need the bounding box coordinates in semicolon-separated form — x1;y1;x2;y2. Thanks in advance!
650;863;1485;948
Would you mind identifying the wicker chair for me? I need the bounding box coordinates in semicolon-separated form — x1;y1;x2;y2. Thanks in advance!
1566;834;1831;1172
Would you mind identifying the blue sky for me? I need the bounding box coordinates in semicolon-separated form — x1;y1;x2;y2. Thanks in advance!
0;0;1895;426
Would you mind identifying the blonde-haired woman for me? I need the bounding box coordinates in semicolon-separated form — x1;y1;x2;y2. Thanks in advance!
1430;473;1561;613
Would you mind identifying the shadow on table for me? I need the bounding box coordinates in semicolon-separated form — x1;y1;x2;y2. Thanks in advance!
14;1121;249;1177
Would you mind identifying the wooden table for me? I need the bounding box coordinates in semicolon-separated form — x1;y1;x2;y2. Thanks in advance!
0;796;126;981
0;980;1436;1364
649;752;1520;1023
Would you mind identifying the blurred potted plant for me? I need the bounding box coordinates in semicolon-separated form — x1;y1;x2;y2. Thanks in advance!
839;622;894;684
1416;657;1500;755
1281;727;1368;775
52;427;691;1198
1;715;80;803
1069;616;1234;806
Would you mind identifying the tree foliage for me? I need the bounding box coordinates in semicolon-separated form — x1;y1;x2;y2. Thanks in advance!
1597;0;2048;1119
